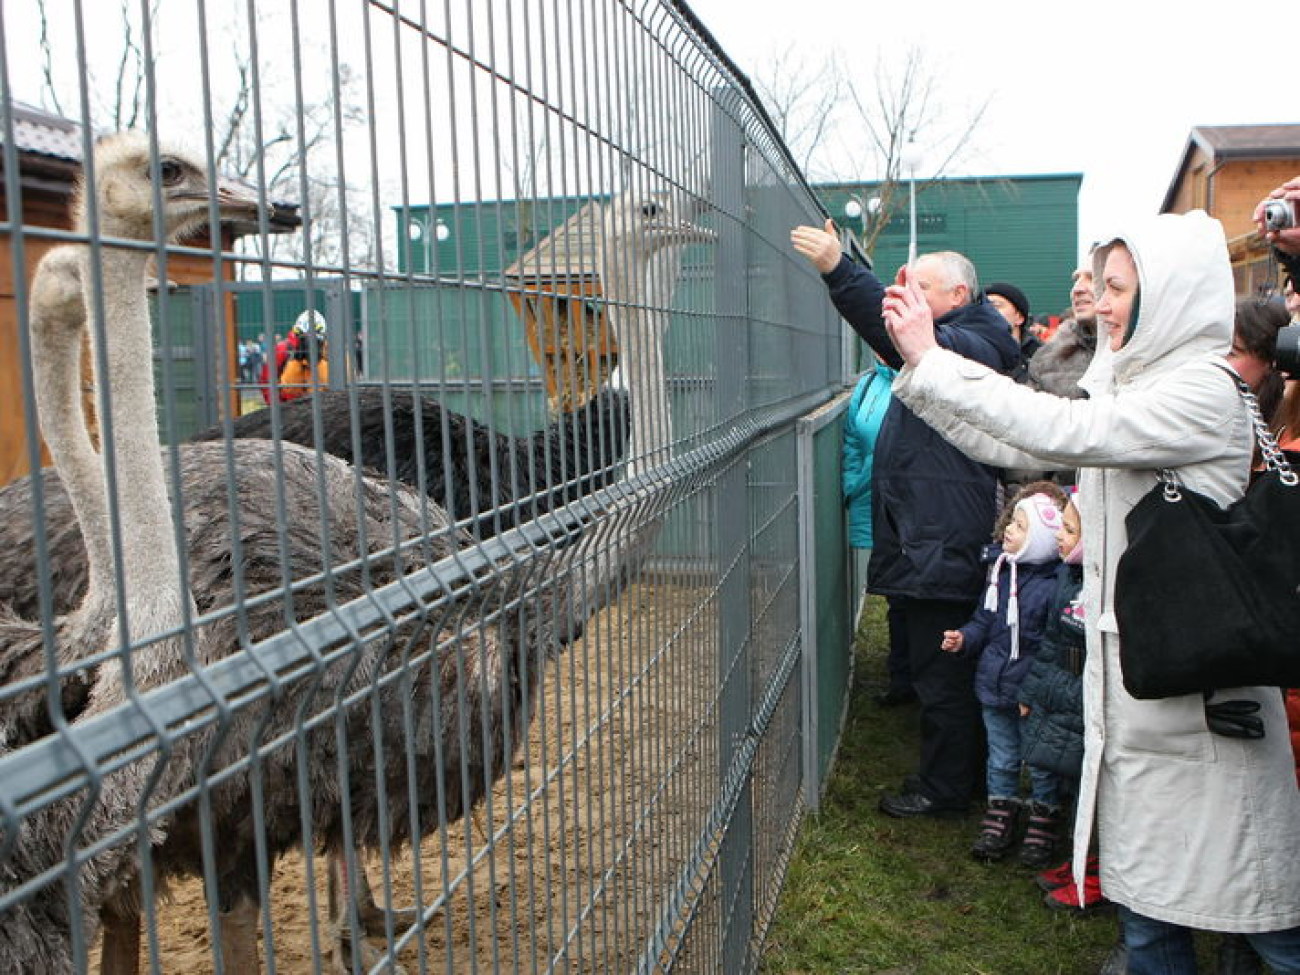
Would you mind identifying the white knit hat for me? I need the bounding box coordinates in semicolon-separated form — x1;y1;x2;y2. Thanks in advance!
983;494;1064;660
1013;494;1064;566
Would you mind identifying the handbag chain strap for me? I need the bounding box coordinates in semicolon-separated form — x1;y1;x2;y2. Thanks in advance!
1159;364;1300;499
1226;371;1299;486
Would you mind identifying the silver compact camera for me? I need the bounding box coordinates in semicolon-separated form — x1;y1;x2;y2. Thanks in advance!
1263;198;1296;232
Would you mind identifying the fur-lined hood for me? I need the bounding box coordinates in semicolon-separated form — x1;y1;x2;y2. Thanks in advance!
1026;318;1096;399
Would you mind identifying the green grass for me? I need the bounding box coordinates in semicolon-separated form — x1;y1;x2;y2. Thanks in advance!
759;595;1120;975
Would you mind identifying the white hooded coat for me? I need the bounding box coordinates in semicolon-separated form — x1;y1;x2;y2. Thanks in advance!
890;211;1300;932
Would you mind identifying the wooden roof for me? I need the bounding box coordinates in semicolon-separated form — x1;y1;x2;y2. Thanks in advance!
1161;124;1300;211
1189;124;1300;157
503;198;602;284
0;101;83;193
7;101;83;161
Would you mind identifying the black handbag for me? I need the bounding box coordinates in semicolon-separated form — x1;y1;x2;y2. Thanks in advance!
1115;369;1300;700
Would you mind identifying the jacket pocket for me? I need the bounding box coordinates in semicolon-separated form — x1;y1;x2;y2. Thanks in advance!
1103;631;1217;762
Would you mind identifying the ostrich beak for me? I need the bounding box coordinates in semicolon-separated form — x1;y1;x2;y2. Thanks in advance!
646;217;716;246
215;177;267;222
209;177;302;236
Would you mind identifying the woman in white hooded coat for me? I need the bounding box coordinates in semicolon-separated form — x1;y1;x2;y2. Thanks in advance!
876;210;1300;972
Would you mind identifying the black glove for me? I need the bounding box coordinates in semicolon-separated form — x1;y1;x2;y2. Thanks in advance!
1203;693;1265;740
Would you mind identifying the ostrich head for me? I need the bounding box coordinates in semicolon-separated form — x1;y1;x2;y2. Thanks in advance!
72;131;265;242
600;191;714;267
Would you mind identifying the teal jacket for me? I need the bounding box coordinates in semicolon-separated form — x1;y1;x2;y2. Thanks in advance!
842;363;896;548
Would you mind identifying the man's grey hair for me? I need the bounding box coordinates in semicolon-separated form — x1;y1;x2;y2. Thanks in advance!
920;251;979;304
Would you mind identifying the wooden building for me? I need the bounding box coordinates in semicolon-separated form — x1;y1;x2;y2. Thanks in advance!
1159;124;1300;296
0;103;278;487
502;201;616;413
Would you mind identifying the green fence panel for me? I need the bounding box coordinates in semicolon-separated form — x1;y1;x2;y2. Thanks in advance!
813;412;852;786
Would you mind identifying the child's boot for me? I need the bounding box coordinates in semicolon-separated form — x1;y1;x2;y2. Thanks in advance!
1035;855;1098;893
1043;859;1109;915
970;797;1021;861
1018;801;1062;869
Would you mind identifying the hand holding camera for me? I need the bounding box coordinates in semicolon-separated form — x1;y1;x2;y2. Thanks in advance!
1255;177;1300;254
1258;176;1300;376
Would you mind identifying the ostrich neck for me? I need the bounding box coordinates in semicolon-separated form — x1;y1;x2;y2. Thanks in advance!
82;244;188;630
603;248;672;480
541;241;685;656
30;262;114;611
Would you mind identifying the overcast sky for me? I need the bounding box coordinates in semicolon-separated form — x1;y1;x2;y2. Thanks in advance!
10;1;1291;273
686;0;1292;263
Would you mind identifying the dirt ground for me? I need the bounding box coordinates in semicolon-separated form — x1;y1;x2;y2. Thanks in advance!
92;578;719;973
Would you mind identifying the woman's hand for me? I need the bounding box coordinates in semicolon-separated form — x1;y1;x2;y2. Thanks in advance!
883;265;939;366
940;630;963;653
790;218;843;274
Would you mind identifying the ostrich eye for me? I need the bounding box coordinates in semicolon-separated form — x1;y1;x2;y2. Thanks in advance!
640;201;660;219
158;158;184;186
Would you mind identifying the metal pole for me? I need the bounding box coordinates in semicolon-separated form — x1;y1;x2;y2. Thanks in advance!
907;173;917;266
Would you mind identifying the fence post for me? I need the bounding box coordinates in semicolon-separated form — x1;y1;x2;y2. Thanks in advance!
711;81;754;972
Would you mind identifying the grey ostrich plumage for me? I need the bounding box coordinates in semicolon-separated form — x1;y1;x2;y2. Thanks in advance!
0;138;709;973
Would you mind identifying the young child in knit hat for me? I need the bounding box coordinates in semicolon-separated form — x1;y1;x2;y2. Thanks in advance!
1017;489;1108;912
941;481;1067;865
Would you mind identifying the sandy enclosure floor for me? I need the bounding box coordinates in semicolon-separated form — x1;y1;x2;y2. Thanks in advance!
91;577;721;973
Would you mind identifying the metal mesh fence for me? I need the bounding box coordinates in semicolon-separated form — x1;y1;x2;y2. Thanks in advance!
0;1;852;971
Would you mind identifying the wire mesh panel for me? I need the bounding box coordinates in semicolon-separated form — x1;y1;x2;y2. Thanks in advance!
0;1;849;972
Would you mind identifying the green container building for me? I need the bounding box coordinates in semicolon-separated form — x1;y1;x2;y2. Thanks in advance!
817;173;1083;321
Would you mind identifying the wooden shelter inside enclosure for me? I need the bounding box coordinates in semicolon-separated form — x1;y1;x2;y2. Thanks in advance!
0;103;269;489
1160;124;1300;297
503;200;618;414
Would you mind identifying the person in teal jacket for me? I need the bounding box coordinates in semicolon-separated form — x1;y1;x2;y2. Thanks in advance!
843;361;915;708
842;361;896;547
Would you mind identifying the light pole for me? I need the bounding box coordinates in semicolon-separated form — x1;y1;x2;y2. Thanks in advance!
842;193;881;252
901;139;924;266
405;211;450;273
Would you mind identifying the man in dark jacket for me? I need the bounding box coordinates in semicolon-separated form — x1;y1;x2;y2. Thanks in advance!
792;219;1022;817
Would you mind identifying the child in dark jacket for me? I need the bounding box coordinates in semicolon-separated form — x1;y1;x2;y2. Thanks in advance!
1018;492;1086;800
1016;491;1107;912
941;483;1066;866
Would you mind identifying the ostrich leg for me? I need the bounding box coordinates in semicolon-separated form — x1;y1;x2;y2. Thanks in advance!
95;877;261;974
216;897;262;972
327;851;412;975
98;906;141;974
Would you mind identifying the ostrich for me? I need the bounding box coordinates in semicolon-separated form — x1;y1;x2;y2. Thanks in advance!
0;151;710;973
189;385;631;543
0;136;273;972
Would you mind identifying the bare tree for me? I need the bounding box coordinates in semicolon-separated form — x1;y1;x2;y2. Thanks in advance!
36;0;155;130
214;53;374;273
32;3;375;273
753;44;991;258
750;45;847;181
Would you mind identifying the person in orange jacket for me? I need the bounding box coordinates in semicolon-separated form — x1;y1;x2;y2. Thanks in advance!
261;309;329;404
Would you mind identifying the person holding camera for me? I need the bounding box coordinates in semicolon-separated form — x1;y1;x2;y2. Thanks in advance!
1256;176;1300;277
791;219;1022;819
260;309;330;404
880;209;1300;973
